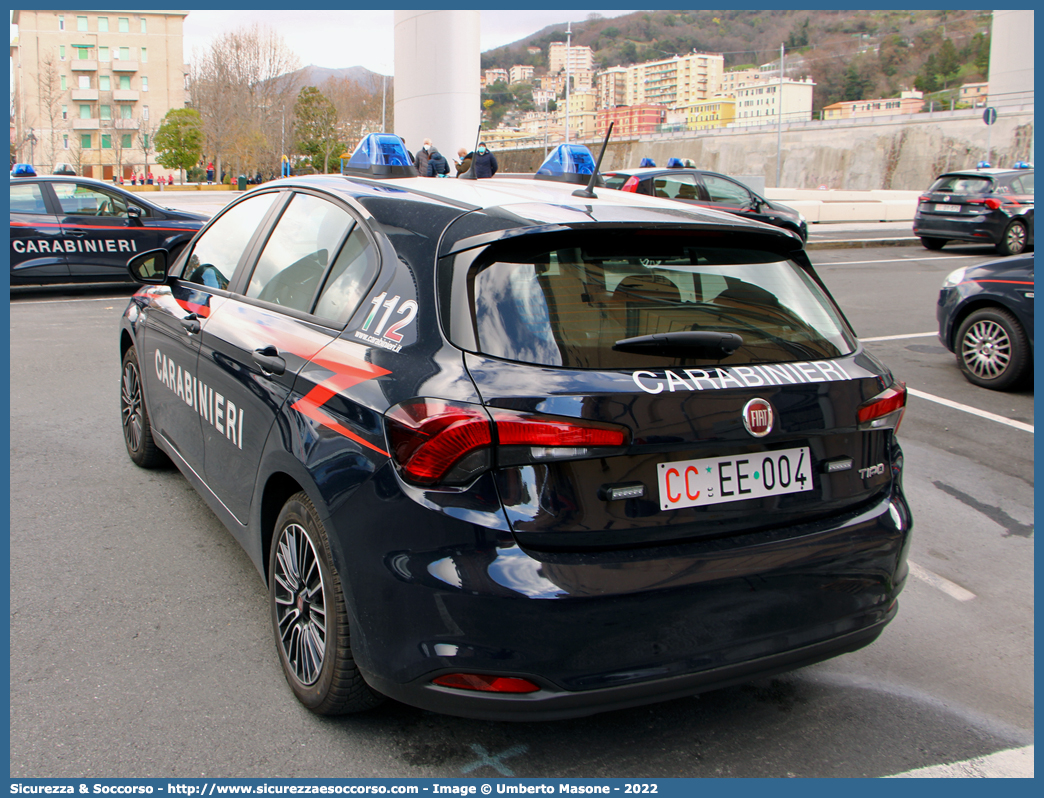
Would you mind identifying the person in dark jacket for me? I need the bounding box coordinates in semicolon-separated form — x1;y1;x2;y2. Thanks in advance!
415;139;433;176
426;146;450;177
472;142;498;178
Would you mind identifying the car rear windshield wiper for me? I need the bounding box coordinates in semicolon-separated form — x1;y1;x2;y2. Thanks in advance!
613;331;743;358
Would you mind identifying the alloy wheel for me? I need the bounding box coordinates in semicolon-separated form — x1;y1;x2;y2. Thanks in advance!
272;523;328;686
121;360;144;453
961;318;1012;380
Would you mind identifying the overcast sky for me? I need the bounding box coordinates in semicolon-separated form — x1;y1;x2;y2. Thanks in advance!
180;10;637;74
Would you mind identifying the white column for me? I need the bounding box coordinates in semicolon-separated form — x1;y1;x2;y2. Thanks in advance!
393;10;481;163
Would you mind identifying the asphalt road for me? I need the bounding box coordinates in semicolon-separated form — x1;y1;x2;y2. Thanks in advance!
8;240;1033;778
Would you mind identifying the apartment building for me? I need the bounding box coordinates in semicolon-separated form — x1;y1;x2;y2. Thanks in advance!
595;103;666;138
625;52;725;108
731;77;815;126
596;67;628;109
483;68;509;87
822;90;923;120
509;64;534;84
11;9;189;179
548;42;594;74
675;97;738;130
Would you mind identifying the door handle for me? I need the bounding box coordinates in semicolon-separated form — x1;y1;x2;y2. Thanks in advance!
252;346;286;376
180;314;201;334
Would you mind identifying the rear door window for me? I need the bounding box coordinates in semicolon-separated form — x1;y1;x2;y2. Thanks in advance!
455;232;854;370
10;182;49;214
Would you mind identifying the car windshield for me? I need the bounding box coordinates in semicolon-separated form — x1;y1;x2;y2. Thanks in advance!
457;232;855;369
930;175;994;194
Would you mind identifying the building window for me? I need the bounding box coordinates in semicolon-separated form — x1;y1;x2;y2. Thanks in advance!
79;105;92;119
79;75;91;89
63;134;69;150
119;75;131;90
98;17;108;32
121;134;133;148
101;134;112;149
121;105;133;120
143;134;149;148
118;17;129;33
59;45;65;61
58;15;65;30
141;47;147;63
119;47;130;61
100;46;109;62
100;75;110;91
140;18;147;34
142;105;149;120
141;77;148;92
60;75;66;90
77;16;88;32
62;105;68;120
81;134;92;149
100;105;111;120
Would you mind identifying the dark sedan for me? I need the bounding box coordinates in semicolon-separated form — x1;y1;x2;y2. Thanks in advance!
9;175;208;285
914;167;1034;256
938;253;1034;390
603;166;808;241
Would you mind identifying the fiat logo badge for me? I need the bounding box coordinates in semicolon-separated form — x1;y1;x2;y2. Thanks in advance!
742;398;774;437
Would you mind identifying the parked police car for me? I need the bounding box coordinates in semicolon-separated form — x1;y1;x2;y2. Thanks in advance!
119;134;912;720
10;173;207;285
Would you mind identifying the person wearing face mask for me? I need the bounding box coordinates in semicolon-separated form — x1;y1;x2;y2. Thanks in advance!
454;148;473;177
471;142;498;178
416;138;433;177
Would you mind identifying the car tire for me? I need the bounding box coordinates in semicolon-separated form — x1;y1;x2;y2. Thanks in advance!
920;237;947;251
955;307;1031;391
996;220;1028;256
269;491;384;715
120;346;169;468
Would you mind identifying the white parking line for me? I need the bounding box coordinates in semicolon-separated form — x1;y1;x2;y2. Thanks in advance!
906;560;976;602
907;387;1034;433
884;745;1034;777
862;331;937;342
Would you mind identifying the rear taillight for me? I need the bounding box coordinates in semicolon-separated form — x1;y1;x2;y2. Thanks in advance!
858;383;907;432
385;399;631;486
432;673;540;693
621;175;640;193
984;197;1003;210
918;195;930;204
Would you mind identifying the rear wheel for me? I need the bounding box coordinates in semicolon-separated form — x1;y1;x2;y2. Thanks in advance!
955;307;1030;390
120;346;168;467
920;237;947;251
996;220;1028;256
269;492;384;715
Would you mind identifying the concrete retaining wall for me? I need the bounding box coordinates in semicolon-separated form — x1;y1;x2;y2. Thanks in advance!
497;106;1034;192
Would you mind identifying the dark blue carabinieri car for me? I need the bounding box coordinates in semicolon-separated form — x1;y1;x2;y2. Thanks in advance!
10;174;207;285
937;253;1034;391
119;135;912;720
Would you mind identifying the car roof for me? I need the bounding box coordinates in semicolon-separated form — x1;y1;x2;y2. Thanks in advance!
251;173;785;234
937;168;1033;178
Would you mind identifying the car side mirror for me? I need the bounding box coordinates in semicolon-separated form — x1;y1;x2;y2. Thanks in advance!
127;248;169;285
127;205;142;219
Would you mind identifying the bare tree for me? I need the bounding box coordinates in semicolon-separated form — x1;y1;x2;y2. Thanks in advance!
138;117;159;177
324;76;385;149
189;24;300;180
34;52;65;171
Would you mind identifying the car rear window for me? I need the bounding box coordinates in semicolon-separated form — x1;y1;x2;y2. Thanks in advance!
929;175;994;194
603;174;628;190
452;232;855;369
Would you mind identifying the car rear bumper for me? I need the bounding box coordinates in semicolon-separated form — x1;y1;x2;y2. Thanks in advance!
331;468;912;720
914;213;1004;243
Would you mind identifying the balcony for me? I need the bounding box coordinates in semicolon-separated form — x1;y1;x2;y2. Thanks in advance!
114;118;139;129
71;88;98;101
111;60;139;72
72;118;100;130
112;90;139;102
71;60;98;71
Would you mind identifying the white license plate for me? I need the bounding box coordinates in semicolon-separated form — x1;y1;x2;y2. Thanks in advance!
935;204;960;212
657;446;813;510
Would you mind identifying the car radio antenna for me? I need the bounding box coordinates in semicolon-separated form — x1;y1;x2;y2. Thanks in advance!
572;122;614;199
459;125;483;180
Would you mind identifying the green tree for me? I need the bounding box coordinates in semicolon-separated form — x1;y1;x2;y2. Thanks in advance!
294;86;340;173
155;108;204;183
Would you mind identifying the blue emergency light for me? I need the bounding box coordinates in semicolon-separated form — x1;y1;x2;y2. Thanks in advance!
976;160;991;169
342;133;418;177
534;144;603;185
11;163;36;177
639;158;656;167
666;157;684;168
1013;161;1032;169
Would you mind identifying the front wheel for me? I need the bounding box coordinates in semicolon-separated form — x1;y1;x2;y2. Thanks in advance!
955;307;1031;391
121;346;168;468
269;492;384;715
996;220;1028;256
920;236;947;251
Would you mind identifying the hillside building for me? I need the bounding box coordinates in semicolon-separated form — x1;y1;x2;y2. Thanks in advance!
822;90;923;120
509;64;534;84
625;52;725;108
731;77;815;126
11;9;189;178
548;41;594;74
596;103;666;138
